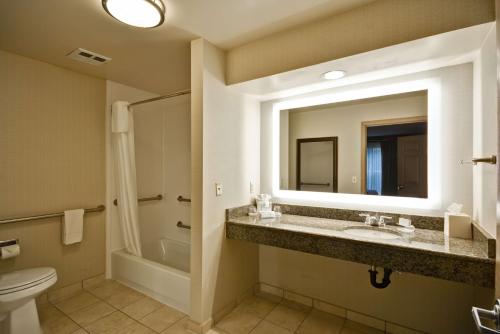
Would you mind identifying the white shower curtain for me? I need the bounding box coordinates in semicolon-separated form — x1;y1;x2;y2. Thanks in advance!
111;101;142;257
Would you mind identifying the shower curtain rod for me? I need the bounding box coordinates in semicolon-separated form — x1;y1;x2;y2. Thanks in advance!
129;89;191;107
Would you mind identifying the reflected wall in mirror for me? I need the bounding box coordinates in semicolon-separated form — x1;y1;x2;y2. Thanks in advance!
280;90;428;198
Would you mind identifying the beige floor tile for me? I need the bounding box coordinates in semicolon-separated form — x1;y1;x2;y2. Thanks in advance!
122;296;164;320
216;310;262;334
250;320;292;334
160;318;193;334
48;282;83;303
39;303;66;325
341;320;384;334
264;302;310;332
84;311;135;333
83;274;106;289
41;314;80;334
118;322;157;334
68;300;116;326
105;286;145;309
86;280;128;300
139;306;186;332
297;309;345;334
55;292;100;314
386;323;423;334
234;295;278;318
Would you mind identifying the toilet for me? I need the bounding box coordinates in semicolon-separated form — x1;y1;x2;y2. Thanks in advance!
0;267;57;334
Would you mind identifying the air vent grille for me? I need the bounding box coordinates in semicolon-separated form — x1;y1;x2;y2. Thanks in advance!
67;48;111;66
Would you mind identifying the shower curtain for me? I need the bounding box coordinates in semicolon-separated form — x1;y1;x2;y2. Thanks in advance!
111;101;142;257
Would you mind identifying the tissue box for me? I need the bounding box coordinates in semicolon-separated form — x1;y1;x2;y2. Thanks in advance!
444;213;472;239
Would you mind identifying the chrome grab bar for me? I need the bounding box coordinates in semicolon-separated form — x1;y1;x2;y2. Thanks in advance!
300;182;330;186
472;300;500;333
113;194;163;206
0;205;105;225
177;196;191;203
461;155;497;165
177;221;191;230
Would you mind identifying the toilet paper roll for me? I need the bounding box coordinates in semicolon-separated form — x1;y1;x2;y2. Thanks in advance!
1;244;20;259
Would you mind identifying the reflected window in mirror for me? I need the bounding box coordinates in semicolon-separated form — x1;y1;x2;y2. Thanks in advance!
280;90;428;199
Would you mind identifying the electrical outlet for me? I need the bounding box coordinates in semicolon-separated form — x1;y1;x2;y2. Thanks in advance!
215;183;223;196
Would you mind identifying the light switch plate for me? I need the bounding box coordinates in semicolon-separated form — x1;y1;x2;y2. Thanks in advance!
215;183;223;196
250;181;255;194
352;176;357;184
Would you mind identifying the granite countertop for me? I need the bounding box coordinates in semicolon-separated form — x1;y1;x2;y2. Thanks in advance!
226;214;495;288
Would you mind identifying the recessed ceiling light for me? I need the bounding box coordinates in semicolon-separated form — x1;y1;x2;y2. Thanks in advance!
102;0;165;28
322;70;346;80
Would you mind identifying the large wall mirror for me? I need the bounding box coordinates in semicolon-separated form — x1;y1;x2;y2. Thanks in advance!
280;90;429;199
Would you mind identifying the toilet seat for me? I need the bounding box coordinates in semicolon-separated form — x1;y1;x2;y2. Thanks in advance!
0;267;56;295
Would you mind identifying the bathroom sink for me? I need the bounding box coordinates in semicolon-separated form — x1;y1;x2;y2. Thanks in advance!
343;226;400;240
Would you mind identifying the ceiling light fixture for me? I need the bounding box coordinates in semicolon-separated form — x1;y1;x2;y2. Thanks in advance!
322;70;346;80
102;0;165;28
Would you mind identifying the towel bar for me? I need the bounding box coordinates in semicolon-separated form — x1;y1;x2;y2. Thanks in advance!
0;205;105;225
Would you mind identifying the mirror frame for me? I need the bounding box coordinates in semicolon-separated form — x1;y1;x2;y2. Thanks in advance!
272;78;442;211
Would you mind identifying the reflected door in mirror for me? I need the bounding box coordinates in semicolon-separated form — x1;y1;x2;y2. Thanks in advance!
296;137;338;192
397;135;427;197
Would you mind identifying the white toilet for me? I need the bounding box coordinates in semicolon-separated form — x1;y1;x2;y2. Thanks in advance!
0;267;57;334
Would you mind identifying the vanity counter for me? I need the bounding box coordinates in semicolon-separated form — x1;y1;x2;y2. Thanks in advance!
226;214;495;288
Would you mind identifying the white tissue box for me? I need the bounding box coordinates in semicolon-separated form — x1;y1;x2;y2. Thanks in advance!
444;213;472;239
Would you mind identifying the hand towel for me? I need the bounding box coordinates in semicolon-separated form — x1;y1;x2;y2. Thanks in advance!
112;101;130;133
63;209;84;245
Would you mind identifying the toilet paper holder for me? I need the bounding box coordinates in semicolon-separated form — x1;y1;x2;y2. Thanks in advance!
0;239;20;260
0;239;18;248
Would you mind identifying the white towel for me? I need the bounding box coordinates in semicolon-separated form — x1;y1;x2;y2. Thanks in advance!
63;209;84;245
112;101;130;133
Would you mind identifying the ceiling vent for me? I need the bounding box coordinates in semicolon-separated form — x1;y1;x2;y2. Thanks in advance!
66;48;111;66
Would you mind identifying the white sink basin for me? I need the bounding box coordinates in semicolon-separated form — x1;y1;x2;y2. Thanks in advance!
343;227;400;240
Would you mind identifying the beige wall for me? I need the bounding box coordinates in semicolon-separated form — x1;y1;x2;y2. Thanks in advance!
285;93;427;193
226;0;495;84
472;25;498;236
190;39;260;325
0;50;106;288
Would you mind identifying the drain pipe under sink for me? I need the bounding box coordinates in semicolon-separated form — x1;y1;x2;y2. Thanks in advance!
368;266;393;289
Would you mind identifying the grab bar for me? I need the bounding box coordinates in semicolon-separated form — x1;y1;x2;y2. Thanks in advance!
177;196;191;203
300;182;330;186
114;194;163;206
177;221;191;230
0;205;106;225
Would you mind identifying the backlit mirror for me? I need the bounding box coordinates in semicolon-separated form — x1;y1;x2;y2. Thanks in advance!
280;91;428;198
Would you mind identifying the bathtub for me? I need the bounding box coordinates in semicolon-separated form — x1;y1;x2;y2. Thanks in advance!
111;238;190;314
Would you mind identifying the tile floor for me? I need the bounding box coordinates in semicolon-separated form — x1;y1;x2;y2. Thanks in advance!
38;279;191;334
38;280;383;334
213;294;384;334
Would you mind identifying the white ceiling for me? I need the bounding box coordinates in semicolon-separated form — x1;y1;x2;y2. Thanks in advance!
0;0;373;94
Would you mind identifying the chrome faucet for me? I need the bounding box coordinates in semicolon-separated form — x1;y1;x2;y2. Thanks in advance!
359;213;392;227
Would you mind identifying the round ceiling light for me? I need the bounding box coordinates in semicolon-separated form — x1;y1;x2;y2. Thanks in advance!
322;70;346;80
102;0;165;28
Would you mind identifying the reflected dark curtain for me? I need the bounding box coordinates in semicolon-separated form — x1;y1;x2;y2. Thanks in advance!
381;139;398;196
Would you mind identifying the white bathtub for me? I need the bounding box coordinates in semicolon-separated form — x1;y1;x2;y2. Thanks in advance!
111;238;190;314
